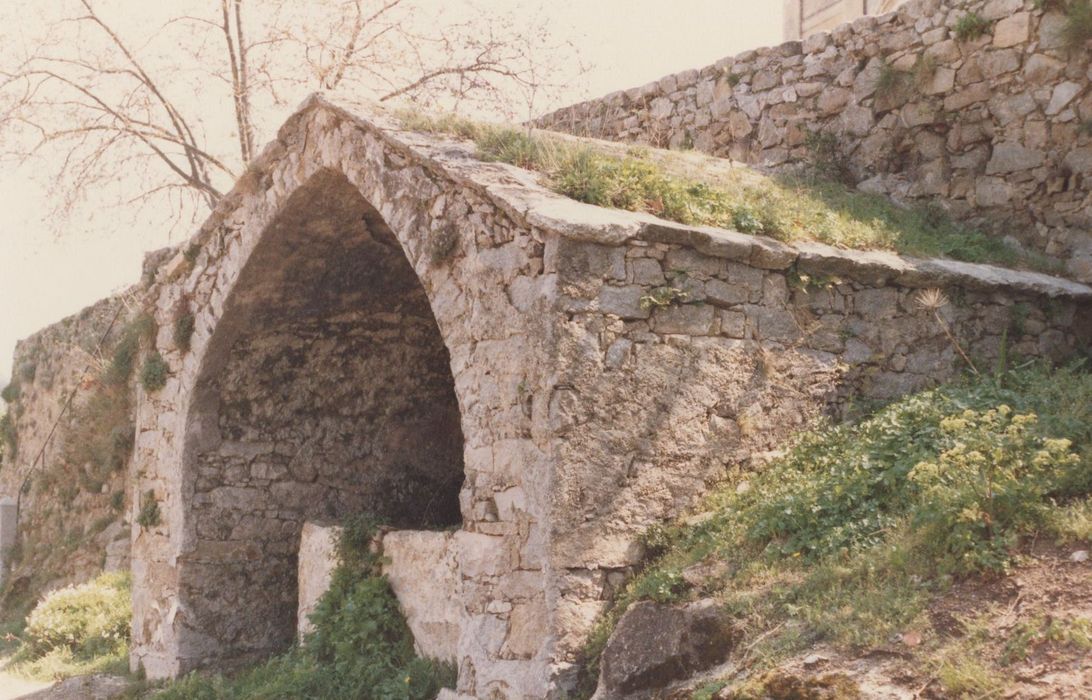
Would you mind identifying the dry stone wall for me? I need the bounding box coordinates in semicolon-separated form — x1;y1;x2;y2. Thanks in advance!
536;0;1092;282
0;295;135;600
543;224;1090;683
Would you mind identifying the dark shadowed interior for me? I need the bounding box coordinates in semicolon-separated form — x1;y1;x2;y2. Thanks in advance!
178;170;465;667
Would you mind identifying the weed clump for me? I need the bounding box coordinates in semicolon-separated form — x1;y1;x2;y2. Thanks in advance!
140;352;169;393
954;12;992;41
136;490;160;529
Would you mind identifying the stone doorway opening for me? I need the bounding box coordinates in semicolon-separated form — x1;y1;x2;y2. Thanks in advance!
181;169;465;667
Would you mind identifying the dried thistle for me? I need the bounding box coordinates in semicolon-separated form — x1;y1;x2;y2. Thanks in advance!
914;288;978;375
914;288;949;312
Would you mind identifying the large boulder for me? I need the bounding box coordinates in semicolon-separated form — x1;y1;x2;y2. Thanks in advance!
597;599;736;697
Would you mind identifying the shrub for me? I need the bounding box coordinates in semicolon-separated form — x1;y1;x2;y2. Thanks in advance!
908;407;1078;571
136;490;160;529
173;311;195;353
1061;0;1092;49
954;12;992;41
742;366;1088;569
1;410;16;459
140;352;169;393
22;571;130;659
2;379;21;403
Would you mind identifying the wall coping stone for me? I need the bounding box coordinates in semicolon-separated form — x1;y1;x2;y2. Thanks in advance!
174;94;1089;305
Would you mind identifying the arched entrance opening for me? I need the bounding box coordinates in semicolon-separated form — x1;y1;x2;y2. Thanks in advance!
179;169;465;667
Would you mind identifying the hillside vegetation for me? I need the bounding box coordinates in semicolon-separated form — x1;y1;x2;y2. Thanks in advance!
0;571;130;682
577;361;1092;698
398;113;1056;272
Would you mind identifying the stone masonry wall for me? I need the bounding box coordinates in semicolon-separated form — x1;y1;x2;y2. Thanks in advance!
537;0;1092;282
0;294;135;605
131;100;560;699
543;225;1091;682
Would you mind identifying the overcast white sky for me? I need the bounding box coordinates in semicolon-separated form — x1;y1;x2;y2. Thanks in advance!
0;0;783;380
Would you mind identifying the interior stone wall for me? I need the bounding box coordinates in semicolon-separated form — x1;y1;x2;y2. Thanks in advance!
178;171;464;663
537;0;1092;282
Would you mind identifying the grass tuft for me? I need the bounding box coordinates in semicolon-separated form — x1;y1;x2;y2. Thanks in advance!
954;12;992;41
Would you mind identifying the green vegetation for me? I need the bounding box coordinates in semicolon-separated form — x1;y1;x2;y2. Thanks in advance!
3;572;130;681
1;379;21;404
874;61;907;100
640;284;692;310
139;352;169;393
954;12;992;41
173;311;195;353
1061;0;1092;49
1;410;16;459
59;314;148;502
399;113;1049;271
151;515;455;699
136;490;160;530
573;362;1092;696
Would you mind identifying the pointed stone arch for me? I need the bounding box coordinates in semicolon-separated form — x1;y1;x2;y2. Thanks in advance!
130;103;559;695
174;168;466;666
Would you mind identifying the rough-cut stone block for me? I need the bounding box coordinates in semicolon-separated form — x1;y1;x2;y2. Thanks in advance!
652;303;716;335
992;13;1030;48
382;530;461;662
297;522;341;638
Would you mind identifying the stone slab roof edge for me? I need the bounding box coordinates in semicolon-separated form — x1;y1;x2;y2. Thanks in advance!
165;93;1092;303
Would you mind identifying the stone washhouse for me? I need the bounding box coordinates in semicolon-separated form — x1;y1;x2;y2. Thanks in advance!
114;96;1091;699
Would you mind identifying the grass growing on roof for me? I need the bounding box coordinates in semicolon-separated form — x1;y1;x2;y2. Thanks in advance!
397;113;1050;271
570;361;1092;697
